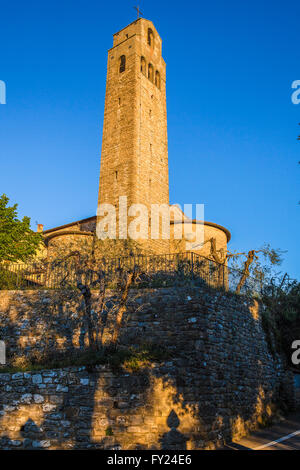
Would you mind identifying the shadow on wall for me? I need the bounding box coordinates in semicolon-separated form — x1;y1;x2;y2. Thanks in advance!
160;410;188;449
0;284;295;449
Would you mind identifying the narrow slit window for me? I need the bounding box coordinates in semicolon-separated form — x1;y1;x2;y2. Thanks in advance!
147;28;154;48
119;55;126;73
155;71;161;89
148;63;154;82
141;56;146;75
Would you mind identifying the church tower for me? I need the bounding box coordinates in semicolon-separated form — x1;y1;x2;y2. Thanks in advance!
43;17;231;261
97;18;169;246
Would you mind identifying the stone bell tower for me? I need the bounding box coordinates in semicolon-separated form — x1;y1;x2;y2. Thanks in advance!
97;18;169;247
43;18;231;261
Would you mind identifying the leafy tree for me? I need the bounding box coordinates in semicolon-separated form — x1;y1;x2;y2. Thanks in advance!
228;244;284;293
262;275;300;366
0;194;43;263
205;237;284;293
49;249;141;350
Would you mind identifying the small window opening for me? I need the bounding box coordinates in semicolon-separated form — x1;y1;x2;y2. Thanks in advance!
141;56;146;75
119;55;126;73
148;63;154;82
147;28;154;48
155;71;161;89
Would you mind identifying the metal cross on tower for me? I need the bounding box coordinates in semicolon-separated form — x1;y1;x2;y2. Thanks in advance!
134;5;143;19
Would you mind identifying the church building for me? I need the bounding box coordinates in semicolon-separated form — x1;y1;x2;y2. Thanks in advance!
41;18;231;260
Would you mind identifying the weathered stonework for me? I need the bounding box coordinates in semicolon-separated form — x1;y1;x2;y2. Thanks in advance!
97;18;169;255
40;18;231;260
0;285;296;449
98;20;169;211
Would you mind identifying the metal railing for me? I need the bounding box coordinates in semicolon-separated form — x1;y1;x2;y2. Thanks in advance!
0;252;262;295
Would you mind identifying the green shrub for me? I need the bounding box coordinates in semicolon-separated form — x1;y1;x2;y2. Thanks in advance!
105;426;114;436
0;343;171;374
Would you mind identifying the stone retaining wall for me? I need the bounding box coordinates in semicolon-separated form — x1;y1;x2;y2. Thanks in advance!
0;286;296;449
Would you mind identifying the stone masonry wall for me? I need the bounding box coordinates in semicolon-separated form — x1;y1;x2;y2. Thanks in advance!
0;285;296;449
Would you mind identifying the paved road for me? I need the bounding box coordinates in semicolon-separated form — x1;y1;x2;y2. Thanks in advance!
225;413;300;450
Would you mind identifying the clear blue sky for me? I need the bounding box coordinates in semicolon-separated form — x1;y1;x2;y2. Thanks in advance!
0;0;299;279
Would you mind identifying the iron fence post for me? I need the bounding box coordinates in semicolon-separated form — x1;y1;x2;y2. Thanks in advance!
223;263;225;289
191;252;194;278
